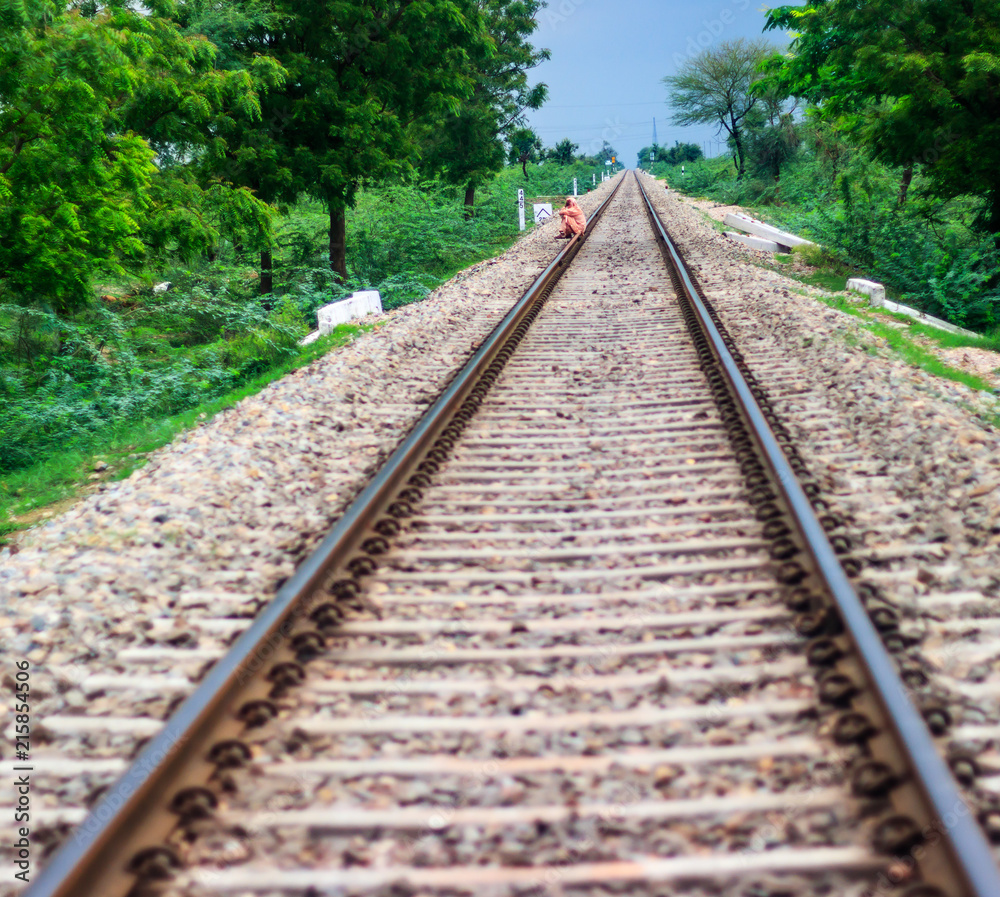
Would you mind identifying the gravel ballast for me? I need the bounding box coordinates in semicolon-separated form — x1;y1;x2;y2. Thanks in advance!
4;171;1000;891
643;177;1000;826
0;179;623;887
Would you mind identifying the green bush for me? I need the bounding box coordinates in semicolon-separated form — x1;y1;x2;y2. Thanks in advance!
0;285;305;475
1;163;593;479
663;150;1000;331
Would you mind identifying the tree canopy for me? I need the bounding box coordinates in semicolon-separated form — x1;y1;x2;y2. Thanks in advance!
1;0;550;304
418;0;549;213
0;1;273;311
663;38;776;180
765;0;1000;232
186;0;493;279
507;127;543;174
639;142;703;167
546;138;578;166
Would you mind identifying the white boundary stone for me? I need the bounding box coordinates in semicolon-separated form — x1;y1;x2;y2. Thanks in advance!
846;278;886;305
847;278;979;338
317;290;383;335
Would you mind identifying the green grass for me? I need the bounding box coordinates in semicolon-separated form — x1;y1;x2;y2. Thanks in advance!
675;189;999;400
0;323;369;544
865;322;993;391
755;251;850;295
749;244;999;391
904;322;1000;353
778;282;997;393
655;151;1000;335
791;267;849;293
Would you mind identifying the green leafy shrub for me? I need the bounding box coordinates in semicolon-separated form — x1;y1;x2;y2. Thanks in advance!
1;162;592;480
665;148;1000;331
0;283;304;475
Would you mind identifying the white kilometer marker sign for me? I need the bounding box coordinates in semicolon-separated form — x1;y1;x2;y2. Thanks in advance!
517;188;525;231
573;177;577;196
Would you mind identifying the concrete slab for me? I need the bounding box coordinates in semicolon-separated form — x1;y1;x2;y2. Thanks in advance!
723;213;816;251
317;290;383;334
846;278;886;305
724;231;781;253
847;278;979;338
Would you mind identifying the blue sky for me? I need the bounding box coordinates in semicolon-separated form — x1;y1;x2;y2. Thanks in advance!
525;0;795;167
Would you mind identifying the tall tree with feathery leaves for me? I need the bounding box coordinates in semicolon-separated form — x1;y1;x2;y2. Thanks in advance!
167;0;494;282
0;0;278;311
663;38;775;180
417;0;549;216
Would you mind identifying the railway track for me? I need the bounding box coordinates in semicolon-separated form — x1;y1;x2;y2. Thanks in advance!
10;172;1000;897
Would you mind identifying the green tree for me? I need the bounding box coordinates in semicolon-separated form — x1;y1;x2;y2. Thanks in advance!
664;38;775;180
0;1;268;312
765;1;1000;231
639;142;701;167
598;141;619;164
507;127;543;175
637;145;660;167
664;141;703;164
179;0;491;281
0;2;155;312
578;140;619;168
744;85;799;184
123;1;282;272
150;0;291;292
546;138;579;165
418;0;548;216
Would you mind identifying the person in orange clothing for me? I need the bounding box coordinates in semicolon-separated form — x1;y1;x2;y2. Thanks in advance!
556;197;587;238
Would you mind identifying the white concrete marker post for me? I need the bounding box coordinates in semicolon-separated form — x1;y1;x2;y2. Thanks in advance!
723;213;816;252
724;232;781;253
846;277;979;337
517;189;525;232
317;291;382;333
573;178;578;196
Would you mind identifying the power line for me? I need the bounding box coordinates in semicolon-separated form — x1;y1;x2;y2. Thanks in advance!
528;120;655;133
541;101;666;109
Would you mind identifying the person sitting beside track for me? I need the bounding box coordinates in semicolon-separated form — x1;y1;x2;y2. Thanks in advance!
557;197;587;239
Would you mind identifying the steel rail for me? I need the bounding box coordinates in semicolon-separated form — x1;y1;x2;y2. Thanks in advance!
24;175;628;897
634;170;1000;897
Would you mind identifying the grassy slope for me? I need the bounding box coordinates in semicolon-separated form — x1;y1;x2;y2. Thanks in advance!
0;325;368;542
671;188;1000;397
